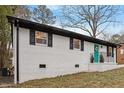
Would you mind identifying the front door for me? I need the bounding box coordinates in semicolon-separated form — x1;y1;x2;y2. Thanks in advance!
94;44;99;63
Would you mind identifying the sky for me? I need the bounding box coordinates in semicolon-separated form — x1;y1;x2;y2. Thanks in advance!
49;6;124;36
30;5;124;38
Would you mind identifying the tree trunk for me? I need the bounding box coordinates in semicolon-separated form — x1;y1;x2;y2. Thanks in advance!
93;29;96;38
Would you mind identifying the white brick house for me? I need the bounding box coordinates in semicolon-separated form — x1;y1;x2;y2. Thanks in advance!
7;16;118;84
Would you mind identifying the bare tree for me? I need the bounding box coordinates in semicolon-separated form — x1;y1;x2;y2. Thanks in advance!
108;33;124;44
12;5;32;20
99;32;112;41
119;34;124;43
32;5;56;24
0;6;13;69
61;5;119;38
110;34;121;43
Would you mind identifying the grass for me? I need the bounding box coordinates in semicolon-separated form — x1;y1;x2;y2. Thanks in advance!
17;67;124;88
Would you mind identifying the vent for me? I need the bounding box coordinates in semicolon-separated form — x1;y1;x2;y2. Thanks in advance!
75;64;79;68
39;64;46;68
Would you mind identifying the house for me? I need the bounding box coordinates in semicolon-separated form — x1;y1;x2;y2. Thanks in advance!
117;43;124;64
7;16;118;84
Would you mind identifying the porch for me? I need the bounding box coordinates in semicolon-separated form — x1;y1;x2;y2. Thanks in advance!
87;52;116;72
90;52;115;63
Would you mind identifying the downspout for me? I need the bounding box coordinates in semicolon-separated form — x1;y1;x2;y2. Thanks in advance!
16;19;19;84
11;20;14;47
116;47;117;64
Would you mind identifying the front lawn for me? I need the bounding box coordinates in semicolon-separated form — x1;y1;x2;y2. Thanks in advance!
17;67;124;88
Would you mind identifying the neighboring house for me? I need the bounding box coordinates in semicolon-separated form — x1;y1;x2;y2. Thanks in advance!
7;16;118;84
117;43;124;64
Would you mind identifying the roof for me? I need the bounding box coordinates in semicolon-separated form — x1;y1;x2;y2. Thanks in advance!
7;16;118;48
118;43;124;47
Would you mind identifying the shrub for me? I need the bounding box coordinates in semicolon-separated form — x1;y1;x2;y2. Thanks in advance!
100;54;104;63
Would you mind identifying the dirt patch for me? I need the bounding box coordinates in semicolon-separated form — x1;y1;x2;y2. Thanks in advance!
0;76;14;88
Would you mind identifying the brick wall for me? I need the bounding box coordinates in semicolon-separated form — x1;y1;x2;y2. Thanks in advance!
117;44;124;64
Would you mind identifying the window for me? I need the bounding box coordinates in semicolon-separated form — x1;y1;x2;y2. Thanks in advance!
35;31;48;45
107;46;114;57
70;38;83;51
30;30;53;47
73;38;81;50
120;49;124;55
108;47;112;56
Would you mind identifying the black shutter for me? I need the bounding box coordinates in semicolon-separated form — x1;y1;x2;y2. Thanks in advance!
107;46;109;57
81;40;84;51
30;29;35;45
48;33;53;47
112;47;114;57
70;37;73;50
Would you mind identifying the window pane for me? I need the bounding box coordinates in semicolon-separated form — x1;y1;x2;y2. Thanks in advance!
36;38;47;44
108;47;112;56
35;31;47;45
120;49;124;54
73;39;80;49
41;39;47;44
36;31;42;38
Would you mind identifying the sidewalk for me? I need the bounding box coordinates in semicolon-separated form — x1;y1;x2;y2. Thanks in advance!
117;64;124;68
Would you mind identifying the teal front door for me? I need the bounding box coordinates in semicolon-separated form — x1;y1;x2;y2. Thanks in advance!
94;44;99;63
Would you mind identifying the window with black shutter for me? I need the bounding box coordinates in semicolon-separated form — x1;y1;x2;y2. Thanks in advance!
70;38;83;51
30;29;35;45
48;33;53;47
107;46;113;57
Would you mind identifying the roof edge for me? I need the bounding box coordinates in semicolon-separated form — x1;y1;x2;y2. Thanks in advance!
7;15;118;47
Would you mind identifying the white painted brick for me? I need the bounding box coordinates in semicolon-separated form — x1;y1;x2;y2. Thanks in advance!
12;27;117;83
